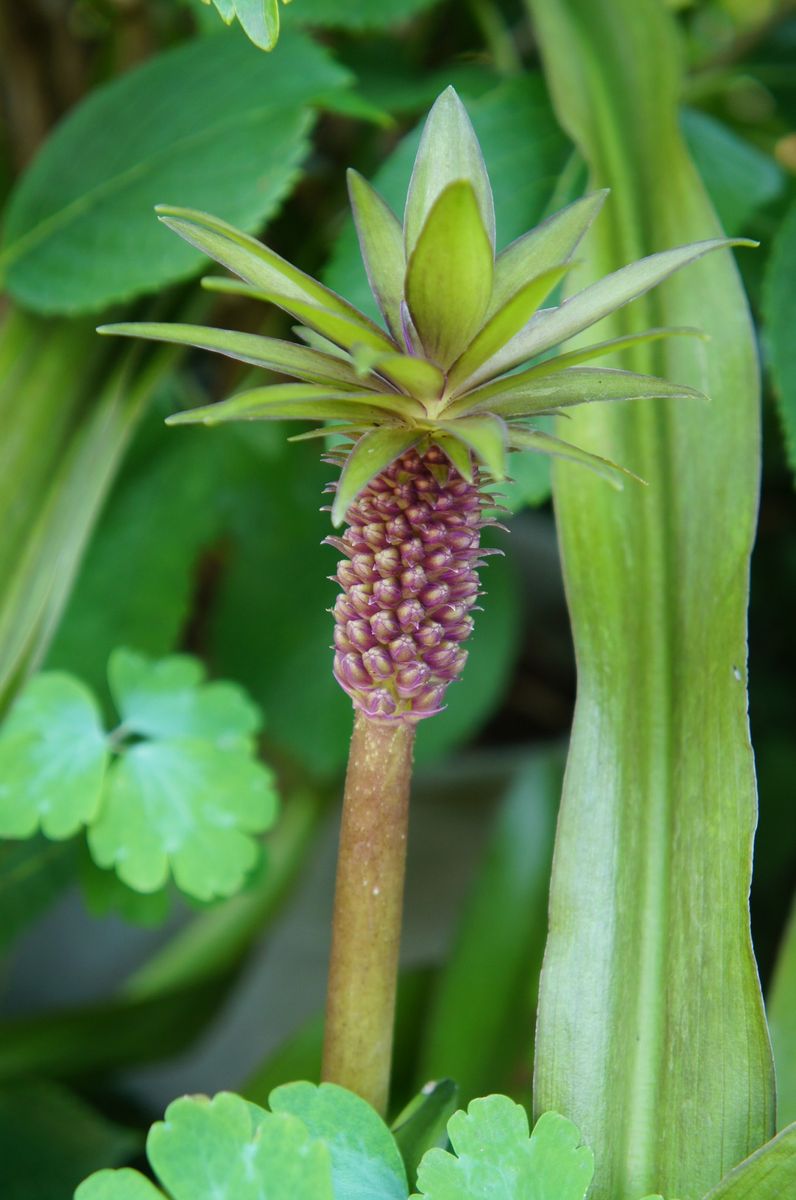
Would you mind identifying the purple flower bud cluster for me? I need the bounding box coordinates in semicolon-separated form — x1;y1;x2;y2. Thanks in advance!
328;445;488;723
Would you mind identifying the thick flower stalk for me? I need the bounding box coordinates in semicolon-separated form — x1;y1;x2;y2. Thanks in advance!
100;86;751;1112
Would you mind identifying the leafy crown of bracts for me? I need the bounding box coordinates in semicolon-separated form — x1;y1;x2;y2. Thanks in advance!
100;86;748;523
99;87;750;722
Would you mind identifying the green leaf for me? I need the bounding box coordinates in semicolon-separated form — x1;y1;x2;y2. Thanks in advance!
326;77;571;324
527;0;775;1197
414;1101;593;1200
471;236;754;387
0;674;107;840
0;1080;138;1200
762;198;796;481
269;1081;408;1199
508;427;643;488
698;1124;796;1199
78;1093;334;1200
332;428;420;525
682;108;784;235
234;0;281;50
201;278;398;358
286;0;442;29
99;323;366;389
404;87;496;256
417;754;559;1104
160;207;381;337
433;415;507;479
768;896;796;1128
405;182;493;368
108;648;261;746
166;384;407;427
448;263;571;390
505;326;707;377
488;191;607;316
0;32;348;314
459;366;706;419
366;351;445;402
347;170;406;340
434;434;473;481
392;1082;459;1190
88;737;277;899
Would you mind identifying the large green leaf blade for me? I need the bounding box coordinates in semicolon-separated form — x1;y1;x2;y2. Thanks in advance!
405;182;493;368
458;366;705;419
527;1;775;1198
165;385;407;427
0;32;348;314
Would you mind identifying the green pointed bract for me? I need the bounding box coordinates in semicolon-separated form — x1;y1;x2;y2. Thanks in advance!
488;190;607;316
447;262;572;392
452;366;707;420
405;181;493;369
403;86;496;257
165;385;407;427
97;89;756;555
468;236;756;387
508;427;645;489
347;169;406;342
331;427;420;526
98;322;367;389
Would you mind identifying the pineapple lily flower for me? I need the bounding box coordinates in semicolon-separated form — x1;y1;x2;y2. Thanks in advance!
99;86;750;1113
101;89;745;725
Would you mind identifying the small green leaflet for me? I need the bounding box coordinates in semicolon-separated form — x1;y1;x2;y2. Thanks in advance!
202;0;285;52
76;1084;406;1200
0;676;107;840
0;650;278;902
413;1098;594;1200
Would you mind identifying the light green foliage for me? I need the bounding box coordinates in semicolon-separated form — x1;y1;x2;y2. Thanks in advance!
77;1084;407;1200
698;1124;796;1198
392;1082;459;1189
0;31;348;313
762;199;796;480
768;898;796;1128
0;1080;138;1200
0;675;107;840
0;650;277;901
527;2;775;1199
269;1081;408;1198
88;649;275;898
681;109;784;235
332;429;420;525
413;1100;594;1200
77;1092;333;1200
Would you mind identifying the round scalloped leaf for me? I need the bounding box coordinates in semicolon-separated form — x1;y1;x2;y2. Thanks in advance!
0;674;108;840
77;1093;334;1200
269;1081;408;1199
414;1099;594;1200
108;648;261;747
87;739;277;899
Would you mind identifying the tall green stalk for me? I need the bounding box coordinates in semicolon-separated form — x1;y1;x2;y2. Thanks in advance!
526;1;775;1197
322;713;415;1115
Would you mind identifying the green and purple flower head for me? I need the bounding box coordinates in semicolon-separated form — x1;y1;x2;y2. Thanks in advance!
101;87;745;723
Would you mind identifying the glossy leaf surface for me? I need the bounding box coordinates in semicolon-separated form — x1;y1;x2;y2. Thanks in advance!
699;1125;796;1200
768;897;796;1128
